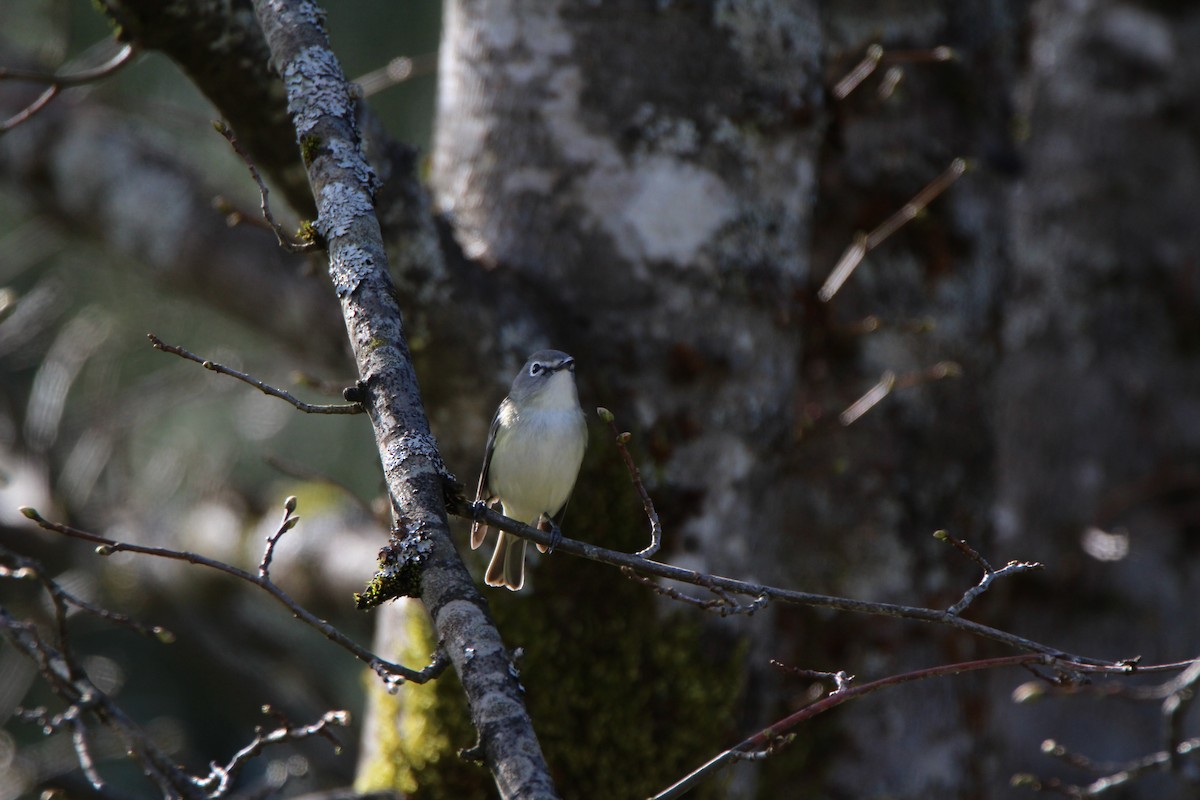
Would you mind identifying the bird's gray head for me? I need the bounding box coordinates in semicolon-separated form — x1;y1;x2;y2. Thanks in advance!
509;350;578;409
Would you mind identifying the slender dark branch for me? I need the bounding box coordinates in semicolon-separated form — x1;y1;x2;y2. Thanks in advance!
67;712;108;793
193;709;350;795
0;43;136;133
260;495;300;578
213;120;317;253
353;52;439;98
935;529;1044;616
838;363;962;425
832;42;955;100
148;333;362;414
769;661;856;693
818;158;970;302
0;43;136;86
1163;659;1200;772
464;504;1194;674
1021;737;1200;797
653;654;1049;800
0;544;171;642
622;567;767;616
2;608;205;799
1;86;57;133
597;407;662;557
18;506;444;685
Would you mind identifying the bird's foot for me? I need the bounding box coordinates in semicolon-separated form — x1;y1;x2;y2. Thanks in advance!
539;518;563;554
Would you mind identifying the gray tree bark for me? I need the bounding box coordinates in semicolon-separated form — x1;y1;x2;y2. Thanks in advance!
428;1;1200;797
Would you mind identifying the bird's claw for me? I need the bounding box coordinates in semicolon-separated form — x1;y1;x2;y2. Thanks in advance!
549;524;563;554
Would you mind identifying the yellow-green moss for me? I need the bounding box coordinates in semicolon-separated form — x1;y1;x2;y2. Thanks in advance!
296;220;318;244
300;134;323;167
356;604;479;796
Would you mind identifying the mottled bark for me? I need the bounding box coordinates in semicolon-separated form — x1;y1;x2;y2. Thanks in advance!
250;1;557;797
428;1;1200;798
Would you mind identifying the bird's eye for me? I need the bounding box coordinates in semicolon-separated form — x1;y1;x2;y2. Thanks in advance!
529;363;544;376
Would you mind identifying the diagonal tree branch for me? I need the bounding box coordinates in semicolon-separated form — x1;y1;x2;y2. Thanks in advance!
249;1;559;797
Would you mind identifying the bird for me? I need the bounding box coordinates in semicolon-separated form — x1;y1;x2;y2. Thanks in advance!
471;350;588;591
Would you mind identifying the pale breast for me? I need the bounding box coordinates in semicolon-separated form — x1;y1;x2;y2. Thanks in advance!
488;408;586;524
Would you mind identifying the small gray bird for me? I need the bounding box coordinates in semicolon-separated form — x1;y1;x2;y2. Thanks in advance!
471;350;588;591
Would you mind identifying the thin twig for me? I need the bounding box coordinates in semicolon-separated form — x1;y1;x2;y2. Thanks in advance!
1;86;58;133
0;544;174;642
838;362;961;426
464;505;1195;675
19;505;444;685
67;712;108;792
1021;737;1200;797
832;43;956;100
839;370;895;425
597;407;663;557
148;333;362;414
0;42;137;132
653;654;1049;800
0;43;136;86
818;158;970;302
1162;659;1200;772
936;530;1044;616
260;495;300;578
769;661;855;692
193;709;350;795
353;52;439;97
212;120;317;252
623;567;768;617
3;608;204;798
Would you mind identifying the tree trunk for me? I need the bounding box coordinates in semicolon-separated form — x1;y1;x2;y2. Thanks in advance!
398;1;1200;797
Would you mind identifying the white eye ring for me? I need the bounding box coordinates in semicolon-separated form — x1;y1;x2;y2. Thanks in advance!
529;362;544;376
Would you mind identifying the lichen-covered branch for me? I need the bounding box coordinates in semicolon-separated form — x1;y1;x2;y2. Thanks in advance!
249;1;559;796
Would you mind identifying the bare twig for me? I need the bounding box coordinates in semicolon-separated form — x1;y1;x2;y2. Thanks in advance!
212;120;317;252
66;711;108;792
464;505;1196;675
838;362;961;425
148;333;362;414
1018;737;1200;797
838;370;895;425
935;530;1044;615
193;708;350;795
0;42;136;133
3;607;203;798
769;661;855;693
597;407;663;557
353;52;438;97
0;544;174;644
260;495;300;578
818;158;970;302
18;503;445;686
1164;659;1200;772
833;43;956;100
653;654;1049;800
623;567;768;617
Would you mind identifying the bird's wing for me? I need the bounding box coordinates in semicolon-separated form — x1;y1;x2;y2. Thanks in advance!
470;407;503;550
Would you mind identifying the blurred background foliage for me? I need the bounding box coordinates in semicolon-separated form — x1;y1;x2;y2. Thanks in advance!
1;2;442;796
